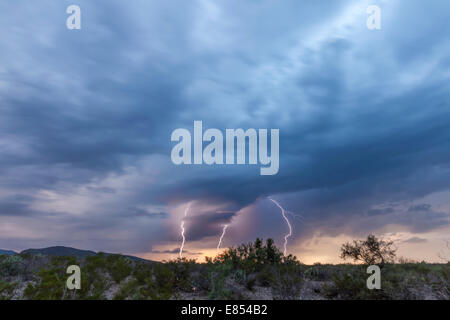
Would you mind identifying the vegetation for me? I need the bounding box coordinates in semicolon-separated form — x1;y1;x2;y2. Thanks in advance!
0;237;448;300
340;234;397;266
0;255;25;276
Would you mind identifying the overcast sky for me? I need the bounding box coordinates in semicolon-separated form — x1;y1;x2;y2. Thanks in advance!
0;0;449;263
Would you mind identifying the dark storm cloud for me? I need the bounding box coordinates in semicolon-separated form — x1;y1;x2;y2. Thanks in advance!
123;207;169;219
400;205;449;233
185;211;235;241
1;0;450;252
0;195;35;216
408;204;432;212
367;207;395;216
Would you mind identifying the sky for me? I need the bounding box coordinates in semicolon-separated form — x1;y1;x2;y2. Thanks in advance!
0;0;449;263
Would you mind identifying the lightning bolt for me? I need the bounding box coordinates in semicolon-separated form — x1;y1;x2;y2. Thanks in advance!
216;224;229;252
269;197;292;256
179;202;191;259
286;210;307;224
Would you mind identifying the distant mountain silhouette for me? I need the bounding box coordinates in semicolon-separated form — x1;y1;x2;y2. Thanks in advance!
0;249;17;255
19;246;149;262
21;246;96;258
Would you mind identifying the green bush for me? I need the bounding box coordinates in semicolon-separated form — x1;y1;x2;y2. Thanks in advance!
191;265;212;291
133;262;153;283
272;264;303;300
208;273;231;299
256;266;275;287
214;238;293;274
24;256;79;300
233;269;246;285
322;268;387;300
0;255;24;277
151;264;175;299
303;264;331;281
0;280;17;300
167;258;196;291
245;275;256;291
107;255;132;284
113;279;139;300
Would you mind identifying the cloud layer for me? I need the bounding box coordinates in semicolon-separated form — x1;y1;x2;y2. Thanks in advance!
0;0;449;260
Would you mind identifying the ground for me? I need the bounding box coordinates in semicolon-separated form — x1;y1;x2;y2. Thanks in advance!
0;250;448;300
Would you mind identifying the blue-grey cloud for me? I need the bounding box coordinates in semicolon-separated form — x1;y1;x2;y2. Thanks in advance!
0;0;449;254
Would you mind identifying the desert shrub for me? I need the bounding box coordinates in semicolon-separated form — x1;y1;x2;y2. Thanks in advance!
134;276;167;300
106;255;132;284
214;238;292;274
133;262;153;283
230;269;255;291
24;256;80;300
255;266;275;287
245;274;256;291
152;264;175;299
84;253;108;272
253;254;302;288
303;267;316;280
303;264;333;281
322;267;388;300
382;278;420;299
191;266;212;291
134;284;151;300
272;264;303;300
76;255;108;299
0;255;25;277
74;253;132;298
322;271;363;299
433;265;450;299
382;267;427;299
208;274;231;299
379;264;449;300
166;258;196;291
114;273;158;301
340;234;396;267
113;279;139;300
0;280;17;300
85;278;108;300
208;263;234;299
233;269;246;285
24;267;64;299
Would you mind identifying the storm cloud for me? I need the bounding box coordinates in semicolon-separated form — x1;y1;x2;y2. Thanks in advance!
0;0;449;258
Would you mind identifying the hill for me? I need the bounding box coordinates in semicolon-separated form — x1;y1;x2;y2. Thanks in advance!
21;246;96;258
0;249;17;255
19;246;148;262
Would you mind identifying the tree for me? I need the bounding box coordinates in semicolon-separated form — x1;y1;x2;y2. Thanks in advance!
340;234;396;266
265;238;281;264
